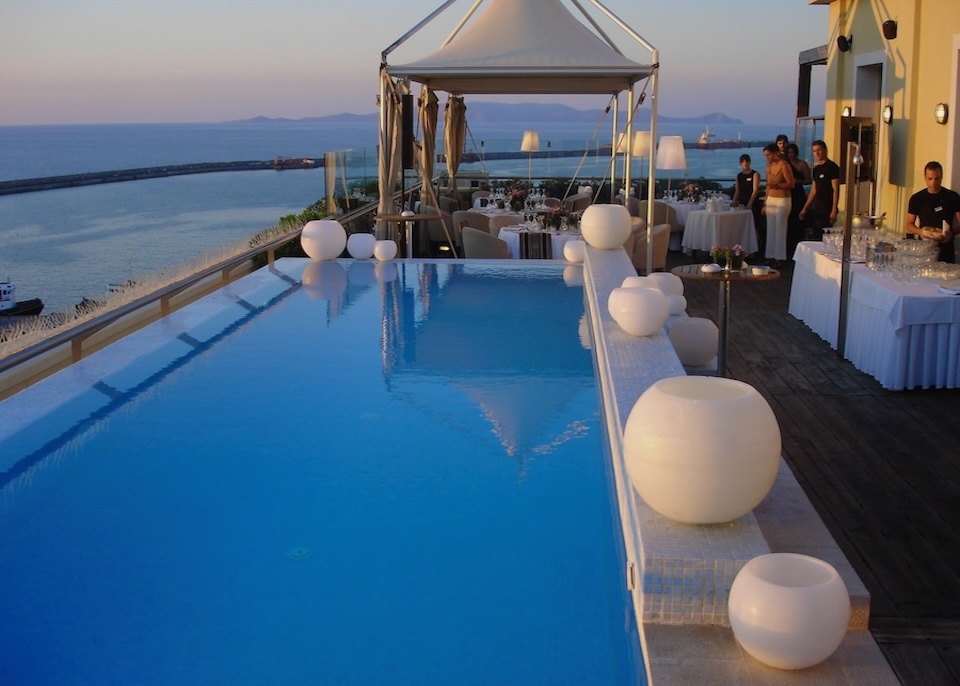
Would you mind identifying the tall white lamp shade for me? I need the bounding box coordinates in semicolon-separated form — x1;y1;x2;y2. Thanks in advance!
656;136;687;193
521;130;540;182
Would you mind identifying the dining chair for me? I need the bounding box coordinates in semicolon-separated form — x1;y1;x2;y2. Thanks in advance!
462;227;509;259
452;210;491;234
542;197;561;208
488;213;521;235
639;200;680;249
628;223;671;274
563;191;592;213
471;190;491;203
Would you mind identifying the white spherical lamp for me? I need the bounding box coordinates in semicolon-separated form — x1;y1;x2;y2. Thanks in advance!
347;232;377;259
301;261;347;300
301;219;347;260
647;272;684;296
580;204;631;250
373;239;398;261
666;294;687;316
563;240;586;263
668;317;718;366
623;376;781;523
607;286;669;337
729;553;850;670
622;275;659;290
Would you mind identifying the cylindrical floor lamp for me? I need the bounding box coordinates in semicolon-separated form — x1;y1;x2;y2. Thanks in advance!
521;130;540;184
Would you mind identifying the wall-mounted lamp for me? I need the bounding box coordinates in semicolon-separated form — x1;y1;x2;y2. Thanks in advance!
882;20;897;40
935;103;949;125
882;105;893;125
842;106;852;117
837;34;853;52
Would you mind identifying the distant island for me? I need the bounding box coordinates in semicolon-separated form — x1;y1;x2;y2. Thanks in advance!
230;103;743;126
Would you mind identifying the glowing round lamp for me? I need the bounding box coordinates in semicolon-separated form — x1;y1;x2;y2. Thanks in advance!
373;239;398;261
580;204;632;250
347;232;376;259
666;294;687;316
607;286;669;337
563;240;586;263
623;376;781;523
647;272;684;296
621;275;659;290
301;261;347;300
668;317;718;366
729;553;850;670
301;219;347;261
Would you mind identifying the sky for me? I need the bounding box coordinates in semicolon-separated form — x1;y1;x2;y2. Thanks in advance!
0;0;829;127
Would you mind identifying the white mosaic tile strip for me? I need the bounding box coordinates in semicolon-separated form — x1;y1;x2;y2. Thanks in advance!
582;245;770;626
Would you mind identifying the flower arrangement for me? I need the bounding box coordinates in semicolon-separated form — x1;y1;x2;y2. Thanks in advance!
679;183;703;202
544;205;570;229
506;182;528;211
711;244;746;269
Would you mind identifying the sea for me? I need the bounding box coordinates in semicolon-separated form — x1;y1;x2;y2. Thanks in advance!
0;119;790;313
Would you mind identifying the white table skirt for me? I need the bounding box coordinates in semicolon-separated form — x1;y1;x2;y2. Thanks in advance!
498;227;580;259
681;209;758;255
789;241;960;389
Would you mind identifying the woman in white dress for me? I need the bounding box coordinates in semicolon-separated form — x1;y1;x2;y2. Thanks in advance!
761;143;796;265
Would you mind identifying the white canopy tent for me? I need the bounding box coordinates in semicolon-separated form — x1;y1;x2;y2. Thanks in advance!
379;0;660;270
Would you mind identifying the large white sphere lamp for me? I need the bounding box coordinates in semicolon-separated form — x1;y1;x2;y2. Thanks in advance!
729;553;850;670
648;272;684;296
607;286;669;337
622;376;781;523
563;240;585;263
301;219;347;260
668;317;718;366
580;204;631;250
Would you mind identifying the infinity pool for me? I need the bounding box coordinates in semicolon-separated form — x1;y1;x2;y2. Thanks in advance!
0;259;645;685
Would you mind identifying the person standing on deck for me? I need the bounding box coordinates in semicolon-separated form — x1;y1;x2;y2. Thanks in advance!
785;142;812;259
732;154;763;258
905;160;960;263
761;143;795;266
799;140;840;242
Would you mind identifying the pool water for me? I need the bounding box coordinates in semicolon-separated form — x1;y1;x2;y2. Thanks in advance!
0;260;645;685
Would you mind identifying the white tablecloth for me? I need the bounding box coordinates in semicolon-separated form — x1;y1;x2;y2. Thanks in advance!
498;226;580;259
789;241;960;389
681;209;758;254
664;200;703;228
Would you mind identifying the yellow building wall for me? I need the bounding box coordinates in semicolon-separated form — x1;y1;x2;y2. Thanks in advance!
821;0;959;236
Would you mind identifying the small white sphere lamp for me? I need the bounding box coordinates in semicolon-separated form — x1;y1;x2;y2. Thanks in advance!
647;272;684;296
347;232;377;259
373;239;398;261
666;294;687;316
729;553;850;670
301;219;347;260
622;376;781;523
563;240;586;263
668;317;718;366
580;204;632;250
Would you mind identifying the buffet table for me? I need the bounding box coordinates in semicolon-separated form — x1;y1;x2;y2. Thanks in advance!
681;209;758;255
789;241;960;390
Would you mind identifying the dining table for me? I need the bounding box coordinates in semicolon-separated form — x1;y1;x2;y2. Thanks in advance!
789;241;960;390
497;225;581;259
671;264;780;377
681;208;758;255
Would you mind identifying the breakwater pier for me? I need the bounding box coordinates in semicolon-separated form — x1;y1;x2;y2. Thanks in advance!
0;158;320;196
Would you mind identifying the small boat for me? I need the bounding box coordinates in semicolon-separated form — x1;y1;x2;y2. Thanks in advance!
693;127;745;150
0;277;44;317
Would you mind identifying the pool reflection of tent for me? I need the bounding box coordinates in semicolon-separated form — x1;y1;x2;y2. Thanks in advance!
384;266;595;461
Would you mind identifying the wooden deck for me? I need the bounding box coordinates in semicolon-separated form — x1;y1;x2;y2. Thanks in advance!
668;250;960;685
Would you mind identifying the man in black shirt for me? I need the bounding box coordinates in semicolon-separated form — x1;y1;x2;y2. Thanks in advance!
799;140;840;241
905;161;960;263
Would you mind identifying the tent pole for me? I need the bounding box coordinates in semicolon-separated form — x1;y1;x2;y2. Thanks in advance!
646;55;660;277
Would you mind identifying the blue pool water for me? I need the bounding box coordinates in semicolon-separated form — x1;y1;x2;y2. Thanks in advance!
0;260;645;685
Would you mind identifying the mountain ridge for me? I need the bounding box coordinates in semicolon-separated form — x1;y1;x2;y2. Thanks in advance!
229;103;743;126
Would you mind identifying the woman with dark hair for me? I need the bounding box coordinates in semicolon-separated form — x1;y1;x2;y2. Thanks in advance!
785;143;811;258
761;143;795;265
